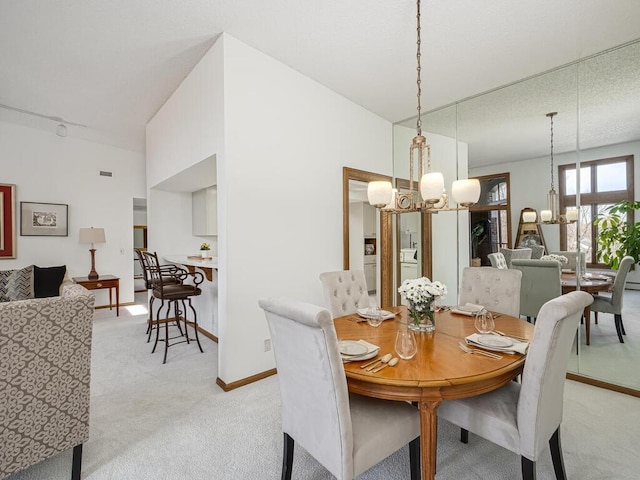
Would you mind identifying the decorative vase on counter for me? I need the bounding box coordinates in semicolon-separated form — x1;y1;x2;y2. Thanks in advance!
200;250;208;258
200;243;211;258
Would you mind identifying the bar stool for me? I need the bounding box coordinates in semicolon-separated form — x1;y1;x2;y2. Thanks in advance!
135;248;183;342
143;251;205;364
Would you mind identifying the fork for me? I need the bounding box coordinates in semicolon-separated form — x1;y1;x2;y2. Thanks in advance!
458;342;503;359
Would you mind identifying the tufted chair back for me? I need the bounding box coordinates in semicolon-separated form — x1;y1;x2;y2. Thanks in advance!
459;267;522;317
487;252;508;269
500;247;532;268
319;270;370;318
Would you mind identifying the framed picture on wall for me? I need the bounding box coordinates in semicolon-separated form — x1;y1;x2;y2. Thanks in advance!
20;202;68;236
0;184;16;258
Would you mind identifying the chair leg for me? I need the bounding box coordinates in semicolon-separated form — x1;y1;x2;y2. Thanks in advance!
152;300;165;353
549;427;567;480
163;301;171;364
460;428;469;444
521;456;536;480
614;314;625;343
180;299;190;344
282;433;294;480
188;298;204;353
71;444;82;480
618;313;626;335
146;296;155;342
594;311;598;325
409;436;420;480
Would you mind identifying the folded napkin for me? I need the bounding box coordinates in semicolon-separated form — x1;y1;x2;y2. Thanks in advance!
355;308;396;321
465;333;529;355
341;340;380;362
451;302;485;316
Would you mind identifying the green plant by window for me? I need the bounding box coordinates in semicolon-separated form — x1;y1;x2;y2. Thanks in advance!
593;200;640;269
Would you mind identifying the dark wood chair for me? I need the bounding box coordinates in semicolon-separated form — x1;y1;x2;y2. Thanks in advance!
135;248;183;342
143;251;205;363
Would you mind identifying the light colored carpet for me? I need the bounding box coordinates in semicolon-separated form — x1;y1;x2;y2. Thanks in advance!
8;299;640;479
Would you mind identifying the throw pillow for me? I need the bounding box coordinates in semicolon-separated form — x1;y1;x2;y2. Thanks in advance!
6;265;35;301
0;269;15;302
34;265;67;298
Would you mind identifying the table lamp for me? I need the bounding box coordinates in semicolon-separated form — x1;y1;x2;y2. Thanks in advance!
79;227;106;280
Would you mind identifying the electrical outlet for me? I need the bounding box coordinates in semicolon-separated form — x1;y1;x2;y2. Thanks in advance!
264;339;272;352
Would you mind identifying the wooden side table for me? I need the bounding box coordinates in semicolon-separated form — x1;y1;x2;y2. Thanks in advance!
73;275;120;316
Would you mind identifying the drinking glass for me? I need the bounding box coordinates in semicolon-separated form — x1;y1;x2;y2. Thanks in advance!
474;311;495;334
366;305;383;327
395;328;417;359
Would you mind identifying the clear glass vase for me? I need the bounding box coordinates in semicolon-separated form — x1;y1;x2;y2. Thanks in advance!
407;301;435;333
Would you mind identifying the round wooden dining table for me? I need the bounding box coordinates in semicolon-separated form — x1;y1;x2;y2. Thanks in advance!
334;307;534;480
561;272;613;345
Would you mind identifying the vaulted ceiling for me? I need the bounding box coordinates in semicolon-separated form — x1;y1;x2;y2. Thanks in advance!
1;1;640;159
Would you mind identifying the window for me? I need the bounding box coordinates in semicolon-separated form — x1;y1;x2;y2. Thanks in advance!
559;156;634;267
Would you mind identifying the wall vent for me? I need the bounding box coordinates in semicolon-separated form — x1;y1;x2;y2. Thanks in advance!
99;171;113;177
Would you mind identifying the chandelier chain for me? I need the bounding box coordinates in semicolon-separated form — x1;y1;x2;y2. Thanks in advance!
549;112;555;190
415;0;422;135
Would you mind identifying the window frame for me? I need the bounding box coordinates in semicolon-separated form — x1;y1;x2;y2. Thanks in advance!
559;155;634;268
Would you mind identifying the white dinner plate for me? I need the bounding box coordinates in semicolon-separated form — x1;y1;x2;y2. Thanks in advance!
338;340;369;356
342;349;379;363
356;308;394;319
455;304;484;313
476;335;514;348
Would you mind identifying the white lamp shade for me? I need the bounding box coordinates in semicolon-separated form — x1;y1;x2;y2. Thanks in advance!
385;188;398;209
566;209;579;222
367;181;393;207
540;210;552;222
522;211;537;223
79;227;106;244
451;179;481;207
420;172;445;203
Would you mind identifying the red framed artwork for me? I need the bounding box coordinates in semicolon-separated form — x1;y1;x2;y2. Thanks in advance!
0;184;16;259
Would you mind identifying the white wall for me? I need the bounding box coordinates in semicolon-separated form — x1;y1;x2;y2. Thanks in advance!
145;33;393;385
0;119;146;304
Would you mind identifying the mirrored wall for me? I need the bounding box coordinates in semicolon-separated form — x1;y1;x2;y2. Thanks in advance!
392;39;640;393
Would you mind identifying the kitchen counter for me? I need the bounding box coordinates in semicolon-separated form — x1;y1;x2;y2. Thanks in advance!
164;254;218;270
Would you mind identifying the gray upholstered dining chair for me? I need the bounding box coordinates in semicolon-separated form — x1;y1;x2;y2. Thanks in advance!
319;270;370;318
438;291;594;480
591;255;634;343
458;267;522;317
500;247;532;268
258;297;420;480
487;252;508;269
511;259;562;322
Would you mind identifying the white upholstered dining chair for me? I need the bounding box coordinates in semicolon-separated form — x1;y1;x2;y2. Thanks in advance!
500;247;532;268
319;270;370;318
258;297;421;480
458;267;522;317
438;291;593;480
487;252;508;269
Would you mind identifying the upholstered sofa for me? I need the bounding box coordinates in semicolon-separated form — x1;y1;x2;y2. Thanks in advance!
0;282;95;480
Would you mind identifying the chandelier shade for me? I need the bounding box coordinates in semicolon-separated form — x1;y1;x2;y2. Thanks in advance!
367;181;393;208
452;179;481;207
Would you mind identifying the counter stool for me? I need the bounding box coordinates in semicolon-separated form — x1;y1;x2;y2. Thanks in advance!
143;251;205;364
135;248;183;342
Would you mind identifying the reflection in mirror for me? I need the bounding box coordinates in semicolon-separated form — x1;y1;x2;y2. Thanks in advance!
469;173;511;266
394;178;432;304
459;39;640;395
343;167;393;307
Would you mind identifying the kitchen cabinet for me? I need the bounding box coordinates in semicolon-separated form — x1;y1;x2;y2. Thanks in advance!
192;186;217;236
364;256;376;292
363;203;377;237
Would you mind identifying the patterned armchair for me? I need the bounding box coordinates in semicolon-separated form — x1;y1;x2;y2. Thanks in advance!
0;283;95;480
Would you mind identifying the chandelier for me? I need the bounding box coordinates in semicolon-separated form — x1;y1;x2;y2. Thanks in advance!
367;0;480;214
539;112;577;224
